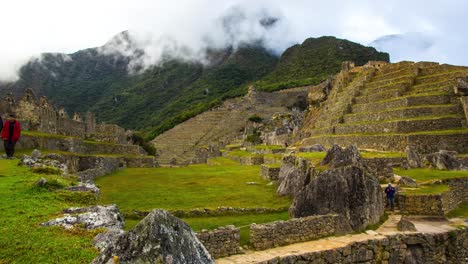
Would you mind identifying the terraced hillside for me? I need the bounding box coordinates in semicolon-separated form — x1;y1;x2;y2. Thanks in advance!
300;61;468;153
152;87;309;165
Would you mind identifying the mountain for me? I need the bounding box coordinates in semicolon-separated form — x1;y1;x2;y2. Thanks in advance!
0;34;389;139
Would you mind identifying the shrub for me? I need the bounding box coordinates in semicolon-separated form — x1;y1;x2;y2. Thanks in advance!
32;166;61;175
248;114;263;123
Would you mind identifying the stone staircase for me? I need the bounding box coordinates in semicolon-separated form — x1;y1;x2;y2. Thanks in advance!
153;89;308;166
301;62;468;154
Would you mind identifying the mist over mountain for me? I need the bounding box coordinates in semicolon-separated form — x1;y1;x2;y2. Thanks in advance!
0;33;388;138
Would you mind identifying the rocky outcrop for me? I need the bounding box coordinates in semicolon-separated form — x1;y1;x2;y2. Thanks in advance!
277;155;313;196
399;176;419;188
425;150;463;170
65;182;100;194
42;205;124;230
406;146;423;168
298;144;326;152
289;145;385;232
320;144;361;168
92;210;214;264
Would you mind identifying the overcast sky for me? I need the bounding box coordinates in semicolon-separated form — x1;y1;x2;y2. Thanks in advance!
1;0;468;81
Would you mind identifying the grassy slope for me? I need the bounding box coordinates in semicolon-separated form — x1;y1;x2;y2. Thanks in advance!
447;202;468;218
96;158;291;213
0;159;98;263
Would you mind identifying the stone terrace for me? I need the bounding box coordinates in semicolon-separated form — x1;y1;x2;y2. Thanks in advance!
300;61;468;154
152;87;309;165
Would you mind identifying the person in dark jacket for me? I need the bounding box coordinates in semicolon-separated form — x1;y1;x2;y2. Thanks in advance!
0;115;3;134
385;183;396;211
1;113;21;158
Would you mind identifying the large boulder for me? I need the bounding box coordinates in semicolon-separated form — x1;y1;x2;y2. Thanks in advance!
406;146;422;168
425;150;462;170
92;210;214;264
289;145;384;233
321;144;361;168
42;205;124;230
277;155;313;196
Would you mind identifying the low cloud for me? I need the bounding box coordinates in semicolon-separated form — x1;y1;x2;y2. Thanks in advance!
1;0;468;81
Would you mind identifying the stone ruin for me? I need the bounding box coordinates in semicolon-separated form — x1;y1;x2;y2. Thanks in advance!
0;89;130;145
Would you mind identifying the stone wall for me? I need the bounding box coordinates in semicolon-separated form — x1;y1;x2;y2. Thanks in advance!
196;226;241;258
363;158;399;179
260;164;280;180
250;215;338;250
303;133;468;154
399;193;448;215
0;134;144;156
256;228;468;264
399;177;468;215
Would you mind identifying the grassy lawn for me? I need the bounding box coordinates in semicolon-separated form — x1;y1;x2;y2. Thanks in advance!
0;159;99;263
402;184;450;195
447;202;468;219
96;158;292;214
395;168;468;182
254;145;284;150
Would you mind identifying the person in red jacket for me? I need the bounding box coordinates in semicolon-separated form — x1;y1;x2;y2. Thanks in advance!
1;113;21;158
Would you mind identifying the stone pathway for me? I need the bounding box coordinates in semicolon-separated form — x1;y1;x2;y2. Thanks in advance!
217;215;461;264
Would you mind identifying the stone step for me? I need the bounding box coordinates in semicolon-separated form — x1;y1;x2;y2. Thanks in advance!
351;93;451;114
354;86;408;105
371;67;416;82
365;75;415;90
334;116;463;135
301;130;468;154
415;71;466;85
418;65;467;76
343;105;460;124
408;85;452;96
364;80;412;93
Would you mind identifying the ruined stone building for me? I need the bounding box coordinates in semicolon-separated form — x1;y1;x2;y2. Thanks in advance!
0;89;129;145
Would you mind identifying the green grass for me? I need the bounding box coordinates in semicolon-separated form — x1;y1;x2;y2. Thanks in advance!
395;168;468;182
402;184;450;195
96;162;292;214
296;152;326;161
227;150;261;158
361;151;405;158
447;202;468;219
254;145;284;150
22;130;75;139
0;159;99;263
7;148;152;159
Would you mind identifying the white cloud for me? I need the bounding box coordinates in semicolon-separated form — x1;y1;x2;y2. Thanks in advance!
1;0;468;81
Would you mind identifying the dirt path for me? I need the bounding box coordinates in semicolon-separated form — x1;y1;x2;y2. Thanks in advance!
217;214;460;264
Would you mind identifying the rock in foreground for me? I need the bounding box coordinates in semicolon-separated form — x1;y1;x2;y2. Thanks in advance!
92;210;214;264
289;145;384;232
